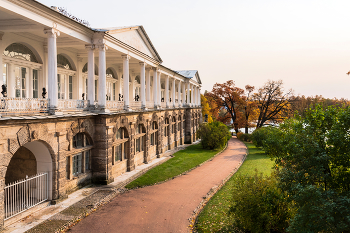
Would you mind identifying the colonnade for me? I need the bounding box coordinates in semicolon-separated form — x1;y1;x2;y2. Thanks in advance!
42;28;201;113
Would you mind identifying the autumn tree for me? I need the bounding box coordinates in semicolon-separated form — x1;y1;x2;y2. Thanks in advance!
201;94;213;123
253;80;292;128
242;85;258;134
207;80;245;133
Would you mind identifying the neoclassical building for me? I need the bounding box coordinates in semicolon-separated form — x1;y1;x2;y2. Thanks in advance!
0;0;202;227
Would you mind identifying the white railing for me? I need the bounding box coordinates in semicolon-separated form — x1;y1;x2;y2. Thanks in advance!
106;101;124;110
57;99;89;110
146;101;155;109
5;172;48;220
0;97;49;114
130;101;142;110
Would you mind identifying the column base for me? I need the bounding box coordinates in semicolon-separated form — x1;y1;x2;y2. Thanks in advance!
124;105;130;111
49;107;63;115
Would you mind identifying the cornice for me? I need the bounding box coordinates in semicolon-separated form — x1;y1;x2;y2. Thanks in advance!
8;0;94;37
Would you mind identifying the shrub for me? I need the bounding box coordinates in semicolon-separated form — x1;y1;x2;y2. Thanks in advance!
251;126;278;148
197;121;231;149
237;133;251;142
236;132;243;140
229;172;293;233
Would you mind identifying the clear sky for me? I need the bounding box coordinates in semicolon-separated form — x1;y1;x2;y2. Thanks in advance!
38;0;350;99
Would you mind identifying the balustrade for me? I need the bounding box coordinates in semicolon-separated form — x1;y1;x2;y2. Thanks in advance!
106;101;124;111
57;99;89;110
130;101;142;110
0;97;49;114
146;101;154;109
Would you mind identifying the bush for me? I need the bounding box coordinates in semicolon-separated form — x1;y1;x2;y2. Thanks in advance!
251;126;278;148
229;172;293;233
237;133;251;142
197;121;231;149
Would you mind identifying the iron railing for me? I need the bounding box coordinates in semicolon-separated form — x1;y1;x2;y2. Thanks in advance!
4;172;49;220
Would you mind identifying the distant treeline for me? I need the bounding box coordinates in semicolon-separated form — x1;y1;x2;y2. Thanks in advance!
289;95;350;117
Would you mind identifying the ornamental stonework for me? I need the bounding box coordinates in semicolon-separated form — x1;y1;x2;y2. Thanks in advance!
17;126;30;146
8;138;20;155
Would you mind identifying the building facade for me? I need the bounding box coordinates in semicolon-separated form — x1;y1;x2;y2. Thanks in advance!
0;0;202;227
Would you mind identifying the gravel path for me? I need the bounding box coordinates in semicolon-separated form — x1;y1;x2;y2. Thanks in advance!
69;138;247;233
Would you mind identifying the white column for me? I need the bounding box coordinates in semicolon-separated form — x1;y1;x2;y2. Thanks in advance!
146;67;151;102
76;57;83;100
182;82;186;107
117;69;121;101
0;32;4;88
28;67;33;98
85;44;95;106
158;72;161;107
98;44;107;110
130;75;134;103
198;87;201;106
140;62;146;109
122;55;130;111
153;68;158;108
7;63;15;98
187;82;190;106
191;84;194;107
165;75;169;108
44;28;60;110
178;80;181;107
172;78;175;108
194;86;197;106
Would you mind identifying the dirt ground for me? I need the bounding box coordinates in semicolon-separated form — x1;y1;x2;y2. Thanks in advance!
69;138;246;233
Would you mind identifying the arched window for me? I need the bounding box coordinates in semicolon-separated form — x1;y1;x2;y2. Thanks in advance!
172;117;176;134
3;43;40;98
151;121;158;146
164;118;170;137
57;54;73;70
68;133;92;178
57;54;75;99
3;43;38;63
135;124;146;153
82;63;98;76
114;127;129;162
106;68;117;100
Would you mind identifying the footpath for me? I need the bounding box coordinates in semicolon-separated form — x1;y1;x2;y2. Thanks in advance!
68;138;247;233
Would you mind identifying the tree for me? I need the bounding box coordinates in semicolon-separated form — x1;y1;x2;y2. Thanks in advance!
242;85;258;134
207;80;245;133
201;94;213;123
253;80;292;128
262;105;350;232
197;121;231;150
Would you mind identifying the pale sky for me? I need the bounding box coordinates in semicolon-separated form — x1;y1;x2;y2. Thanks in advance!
39;0;350;99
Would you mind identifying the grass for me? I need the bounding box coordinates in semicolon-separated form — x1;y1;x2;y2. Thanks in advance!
194;142;275;233
125;143;223;189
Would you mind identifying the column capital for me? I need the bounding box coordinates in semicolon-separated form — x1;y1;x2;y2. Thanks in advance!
139;62;145;66
96;44;108;51
85;44;95;50
122;54;130;60
44;28;60;38
145;67;151;71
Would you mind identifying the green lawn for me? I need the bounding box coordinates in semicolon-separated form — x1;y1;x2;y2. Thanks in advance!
194;142;275;233
125;143;223;189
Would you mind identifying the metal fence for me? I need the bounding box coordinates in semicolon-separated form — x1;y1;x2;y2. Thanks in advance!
4;173;49;220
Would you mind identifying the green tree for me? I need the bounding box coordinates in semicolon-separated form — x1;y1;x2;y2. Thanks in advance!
197;121;231;150
262;105;350;232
